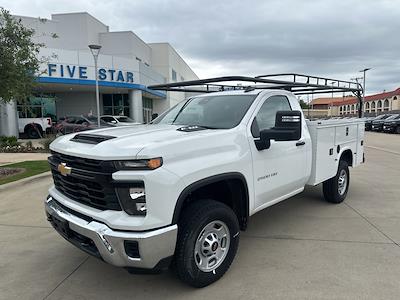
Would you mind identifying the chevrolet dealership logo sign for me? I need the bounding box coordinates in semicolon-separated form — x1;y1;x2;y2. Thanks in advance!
58;163;72;176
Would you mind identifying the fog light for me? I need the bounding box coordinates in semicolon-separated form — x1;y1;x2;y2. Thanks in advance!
116;182;147;216
136;203;147;212
129;187;145;200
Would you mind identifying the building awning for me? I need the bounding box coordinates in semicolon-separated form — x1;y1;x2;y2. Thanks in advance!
37;77;166;98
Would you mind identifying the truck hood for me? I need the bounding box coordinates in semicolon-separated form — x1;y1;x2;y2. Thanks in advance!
49;124;228;160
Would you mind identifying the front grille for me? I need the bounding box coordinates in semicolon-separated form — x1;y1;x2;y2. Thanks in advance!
49;152;121;211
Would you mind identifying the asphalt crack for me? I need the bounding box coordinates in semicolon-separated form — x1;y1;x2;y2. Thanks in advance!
344;202;400;248
42;256;89;300
242;234;395;246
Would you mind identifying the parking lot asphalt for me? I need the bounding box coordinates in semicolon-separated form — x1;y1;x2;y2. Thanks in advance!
0;132;399;300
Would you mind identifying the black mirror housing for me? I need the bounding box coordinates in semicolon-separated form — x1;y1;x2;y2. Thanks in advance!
255;110;302;151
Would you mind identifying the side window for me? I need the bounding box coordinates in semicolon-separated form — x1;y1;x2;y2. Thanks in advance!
75;117;85;125
66;116;76;124
101;117;114;123
252;95;292;137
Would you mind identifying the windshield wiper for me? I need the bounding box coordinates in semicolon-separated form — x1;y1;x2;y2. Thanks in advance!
171;99;193;124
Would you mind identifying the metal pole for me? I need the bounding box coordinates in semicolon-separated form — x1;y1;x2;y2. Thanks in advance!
94;55;100;128
359;68;371;118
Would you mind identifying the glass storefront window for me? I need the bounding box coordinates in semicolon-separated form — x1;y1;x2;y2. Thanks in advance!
102;94;129;116
17;95;57;121
143;97;153;123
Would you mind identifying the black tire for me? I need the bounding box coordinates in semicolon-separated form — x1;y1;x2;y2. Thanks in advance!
175;199;240;288
26;126;41;139
396;126;400;134
323;160;350;203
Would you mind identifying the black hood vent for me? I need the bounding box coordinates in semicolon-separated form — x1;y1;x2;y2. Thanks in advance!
70;133;116;144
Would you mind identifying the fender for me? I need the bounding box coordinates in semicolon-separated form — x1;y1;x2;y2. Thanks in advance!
337;146;354;167
172;172;250;229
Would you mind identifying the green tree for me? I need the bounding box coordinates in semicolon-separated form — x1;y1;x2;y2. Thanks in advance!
0;7;43;103
299;98;309;109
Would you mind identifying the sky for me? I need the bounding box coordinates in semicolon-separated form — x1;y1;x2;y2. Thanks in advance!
1;0;399;96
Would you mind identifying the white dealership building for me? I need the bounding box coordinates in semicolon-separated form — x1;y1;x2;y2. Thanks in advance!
0;12;198;136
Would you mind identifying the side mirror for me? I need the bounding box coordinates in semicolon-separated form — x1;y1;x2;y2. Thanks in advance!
255;110;302;151
151;113;159;120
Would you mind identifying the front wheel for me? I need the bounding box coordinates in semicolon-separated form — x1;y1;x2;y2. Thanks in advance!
323;160;350;203
175;199;240;288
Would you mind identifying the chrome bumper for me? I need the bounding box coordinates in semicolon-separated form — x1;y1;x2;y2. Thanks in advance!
45;196;177;269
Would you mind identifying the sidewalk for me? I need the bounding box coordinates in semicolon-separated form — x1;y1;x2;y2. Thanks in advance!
0;153;50;166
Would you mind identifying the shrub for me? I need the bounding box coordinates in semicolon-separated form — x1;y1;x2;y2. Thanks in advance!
25;140;33;149
39;137;56;152
0;136;21;149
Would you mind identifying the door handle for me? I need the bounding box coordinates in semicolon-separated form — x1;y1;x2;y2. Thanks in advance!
296;141;306;146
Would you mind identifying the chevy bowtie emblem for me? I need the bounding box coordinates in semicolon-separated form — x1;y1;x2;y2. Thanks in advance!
58;163;72;176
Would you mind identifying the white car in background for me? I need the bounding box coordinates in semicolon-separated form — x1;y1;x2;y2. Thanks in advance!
100;115;142;126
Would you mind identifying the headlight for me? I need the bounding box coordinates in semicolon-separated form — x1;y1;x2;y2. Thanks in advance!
116;182;147;216
114;157;163;170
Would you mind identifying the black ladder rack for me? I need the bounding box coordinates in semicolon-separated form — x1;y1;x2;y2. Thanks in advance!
148;73;364;117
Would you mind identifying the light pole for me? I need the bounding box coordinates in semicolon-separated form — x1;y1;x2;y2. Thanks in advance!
330;81;335;98
359;68;371;117
89;44;102;127
351;77;363;116
359;68;371;100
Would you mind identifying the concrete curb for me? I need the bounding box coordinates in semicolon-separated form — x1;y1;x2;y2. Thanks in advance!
0;171;52;191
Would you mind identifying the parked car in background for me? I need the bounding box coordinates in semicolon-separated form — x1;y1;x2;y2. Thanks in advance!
383;114;400;134
100;115;142;126
18;117;52;138
371;114;395;132
365;114;390;131
55;115;114;135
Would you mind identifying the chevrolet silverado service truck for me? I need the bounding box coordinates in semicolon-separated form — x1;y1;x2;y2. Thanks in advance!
45;74;365;287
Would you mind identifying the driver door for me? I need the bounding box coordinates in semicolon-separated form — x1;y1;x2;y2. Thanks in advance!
248;95;308;210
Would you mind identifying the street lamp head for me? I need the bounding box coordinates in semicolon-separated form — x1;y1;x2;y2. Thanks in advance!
359;68;371;73
88;44;102;57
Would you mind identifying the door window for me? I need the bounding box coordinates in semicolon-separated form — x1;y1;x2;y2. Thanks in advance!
252;95;292;137
101;116;115;123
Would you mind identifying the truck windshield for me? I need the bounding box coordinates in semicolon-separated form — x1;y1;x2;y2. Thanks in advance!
152;95;257;129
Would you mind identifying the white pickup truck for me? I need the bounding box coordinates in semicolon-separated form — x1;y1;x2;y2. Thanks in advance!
45;75;365;287
18;117;52;138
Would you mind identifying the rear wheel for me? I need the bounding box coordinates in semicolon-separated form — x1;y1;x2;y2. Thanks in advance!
26;125;42;139
175;199;240;288
323;160;349;203
396;126;400;134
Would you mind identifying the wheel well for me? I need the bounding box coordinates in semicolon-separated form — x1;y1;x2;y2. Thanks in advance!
173;173;249;230
24;123;43;133
340;149;353;166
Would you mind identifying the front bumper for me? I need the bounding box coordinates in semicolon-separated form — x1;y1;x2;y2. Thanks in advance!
383;125;395;132
45;196;177;269
371;124;383;131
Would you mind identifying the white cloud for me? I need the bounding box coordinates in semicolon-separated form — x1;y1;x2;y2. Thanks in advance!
1;0;399;94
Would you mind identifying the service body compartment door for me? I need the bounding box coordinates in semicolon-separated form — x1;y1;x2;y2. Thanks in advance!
307;124;337;185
